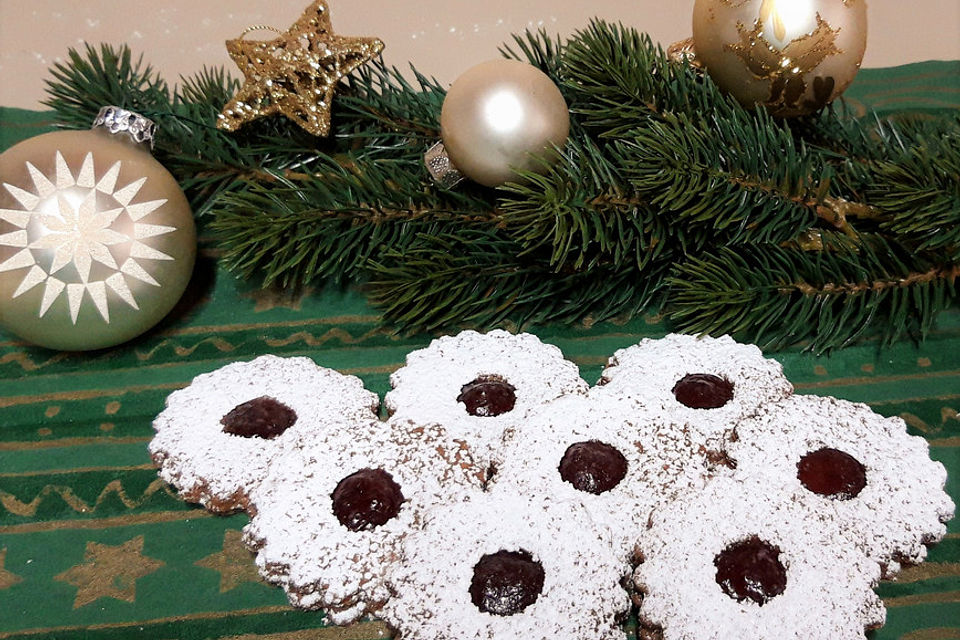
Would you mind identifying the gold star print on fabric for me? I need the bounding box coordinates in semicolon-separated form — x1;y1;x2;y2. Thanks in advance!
217;0;384;137
54;536;165;608
194;529;263;593
0;549;23;590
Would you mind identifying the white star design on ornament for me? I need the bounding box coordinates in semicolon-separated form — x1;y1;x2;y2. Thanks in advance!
0;151;176;323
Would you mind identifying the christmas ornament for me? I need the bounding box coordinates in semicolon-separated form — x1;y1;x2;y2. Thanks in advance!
0;107;196;351
692;0;868;116
426;59;570;188
217;0;385;137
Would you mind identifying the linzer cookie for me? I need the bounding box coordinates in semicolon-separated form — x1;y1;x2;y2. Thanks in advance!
244;417;483;624
727;395;955;577
385;330;589;466
634;476;886;640
596;334;793;447
149;355;379;512
492;393;718;562
382;490;631;640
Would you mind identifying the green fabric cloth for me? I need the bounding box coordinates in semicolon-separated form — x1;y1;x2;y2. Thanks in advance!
1;62;959;639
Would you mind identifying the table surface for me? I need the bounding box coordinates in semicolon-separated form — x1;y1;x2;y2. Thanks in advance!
0;61;958;639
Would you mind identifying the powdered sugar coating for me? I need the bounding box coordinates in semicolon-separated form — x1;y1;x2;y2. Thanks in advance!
244;417;483;624
149;355;379;513
385;330;589;465
595;334;792;444
383;490;630;640
634;476;886;640
728;394;955;577
492;393;719;562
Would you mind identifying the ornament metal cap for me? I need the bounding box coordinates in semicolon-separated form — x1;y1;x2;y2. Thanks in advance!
92;106;157;149
667;38;703;69
424;141;465;189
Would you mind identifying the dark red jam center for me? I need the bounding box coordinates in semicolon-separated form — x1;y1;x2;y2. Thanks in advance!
714;536;787;606
220;396;297;439
470;549;545;616
797;448;867;500
457;376;517;417
672;373;734;409
331;468;405;531
558;440;628;494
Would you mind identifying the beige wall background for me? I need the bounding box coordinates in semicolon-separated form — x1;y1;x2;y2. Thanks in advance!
1;0;958;110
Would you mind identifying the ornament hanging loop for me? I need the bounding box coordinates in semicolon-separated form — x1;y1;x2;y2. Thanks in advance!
92;106;157;149
238;25;285;40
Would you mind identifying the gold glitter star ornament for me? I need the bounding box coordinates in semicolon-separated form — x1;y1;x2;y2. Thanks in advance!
217;0;385;137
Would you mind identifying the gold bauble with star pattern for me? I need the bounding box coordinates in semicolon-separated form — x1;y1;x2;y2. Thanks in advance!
693;0;868;117
0;109;196;351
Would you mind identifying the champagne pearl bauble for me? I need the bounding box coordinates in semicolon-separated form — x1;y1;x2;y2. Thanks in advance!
0;110;196;351
693;0;868;117
440;59;570;188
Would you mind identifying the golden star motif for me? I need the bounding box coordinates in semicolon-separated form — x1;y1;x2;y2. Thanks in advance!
194;529;263;593
54;535;165;609
217;0;384;137
0;549;23;590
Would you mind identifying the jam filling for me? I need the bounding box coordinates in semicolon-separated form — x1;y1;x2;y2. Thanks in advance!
797;448;867;500
714;536;787;606
331;468;405;531
672;373;734;409
220;396;297;439
457;376;517;417
558;440;628;494
470;549;545;616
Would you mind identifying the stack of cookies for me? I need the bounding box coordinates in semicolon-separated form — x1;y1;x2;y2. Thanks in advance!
150;331;955;639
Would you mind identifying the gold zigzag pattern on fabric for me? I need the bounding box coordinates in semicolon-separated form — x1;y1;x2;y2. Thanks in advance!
153;314;383;338
0;350;69;372
263;327;390;348
0;386;180;410
136;336;239;361
0;324;386;372
0;508;212;535
0;478;177;517
131;327;389;363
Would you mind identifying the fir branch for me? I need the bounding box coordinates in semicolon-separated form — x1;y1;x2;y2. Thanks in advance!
499;137;671;271
43;43;170;129
369;229;669;333
500;29;566;82
210;156;496;289
616;112;822;245
338;60;445;141
668;236;959;351
866;131;960;250
38;27;960;347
